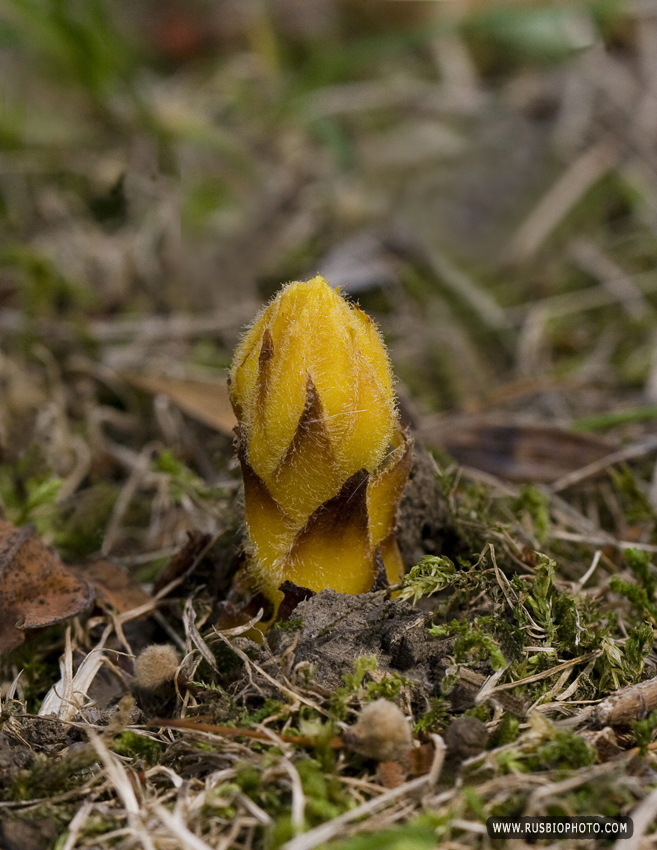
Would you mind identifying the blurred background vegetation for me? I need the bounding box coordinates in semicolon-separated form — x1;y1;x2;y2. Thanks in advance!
2;5;657;847
0;0;656;560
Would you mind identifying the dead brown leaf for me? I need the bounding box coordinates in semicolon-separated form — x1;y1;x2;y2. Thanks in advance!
79;558;151;614
121;372;236;434
420;417;617;483
0;519;95;654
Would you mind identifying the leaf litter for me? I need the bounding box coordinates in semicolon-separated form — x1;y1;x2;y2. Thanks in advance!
1;1;657;849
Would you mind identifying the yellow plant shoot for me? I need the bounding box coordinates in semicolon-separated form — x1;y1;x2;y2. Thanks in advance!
229;276;411;605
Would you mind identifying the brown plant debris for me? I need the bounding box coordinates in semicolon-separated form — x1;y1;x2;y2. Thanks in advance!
0;519;94;653
594;674;657;728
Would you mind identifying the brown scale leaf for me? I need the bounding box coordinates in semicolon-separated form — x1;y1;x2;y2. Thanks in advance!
0;518;95;654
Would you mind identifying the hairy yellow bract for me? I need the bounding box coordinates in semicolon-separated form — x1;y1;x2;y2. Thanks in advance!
229;276;411;603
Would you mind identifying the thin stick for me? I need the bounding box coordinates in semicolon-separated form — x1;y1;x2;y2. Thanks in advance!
550;530;657;553
154;804;215;850
576;550;603;589
569;238;651;320
550;435;657;493
618;785;657;850
505;140;617;264
489;653;599;694
153;717;343;749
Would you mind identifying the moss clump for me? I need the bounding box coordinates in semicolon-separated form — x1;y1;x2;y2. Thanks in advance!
489;714;520;748
430;618;507;671
329;655;412;721
6;750;96;803
529;730;597;772
111;731;164;767
415;697;450;735
53;481;118;559
634;709;657;755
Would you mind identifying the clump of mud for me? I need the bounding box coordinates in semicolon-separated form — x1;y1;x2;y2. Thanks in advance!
396;444;447;566
270;590;454;700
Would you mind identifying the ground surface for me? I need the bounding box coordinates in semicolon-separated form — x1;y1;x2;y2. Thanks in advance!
1;1;657;848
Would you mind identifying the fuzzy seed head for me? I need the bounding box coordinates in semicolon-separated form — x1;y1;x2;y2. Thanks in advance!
349;698;413;762
133;644;180;691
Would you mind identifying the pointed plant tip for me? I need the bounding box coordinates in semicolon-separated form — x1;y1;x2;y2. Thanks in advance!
228;277;412;615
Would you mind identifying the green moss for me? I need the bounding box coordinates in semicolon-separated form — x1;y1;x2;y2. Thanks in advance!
415;697;450;736
329;655;412;719
273;618;303;633
111;731;164;766
153;449;214;503
430;618;507;671
634;709;657;755
464;704;492;723
52;481;118;559
512;484;551;545
609;577;657;624
566;777;635;818
489;714;520;748
403;546;652;708
626;549;657;595
296;758;345;823
608;467;657;527
243;699;286;725
72;814;123;843
398;555;460;605
494;748;527;776
0;245;94;324
490;789;527;816
330;654;378;720
320;819;438;850
1;632;66;714
6;749;96;803
365;670;412;702
235;764;261;796
530;730;597;772
0;445;63;536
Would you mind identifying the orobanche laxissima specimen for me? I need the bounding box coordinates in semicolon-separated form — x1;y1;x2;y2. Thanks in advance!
228;276;412;605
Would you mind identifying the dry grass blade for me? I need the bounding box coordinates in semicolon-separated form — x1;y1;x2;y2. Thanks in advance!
280;740;446;850
420;243;509;330
549;434;657;493
506;139;618;263
153;804;215;850
39;630;109;721
211;628;329;715
488;653;600;695
620;785;657;850
569;238;652;319
87;730;156;850
59;800;94;850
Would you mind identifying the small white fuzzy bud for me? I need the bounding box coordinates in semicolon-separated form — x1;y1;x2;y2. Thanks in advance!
133;644;181;691
347;698;413;762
